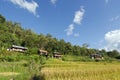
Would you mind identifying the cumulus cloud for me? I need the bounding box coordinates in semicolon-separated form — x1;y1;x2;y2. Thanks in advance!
73;6;85;25
65;24;74;36
110;16;120;22
104;29;120;52
10;0;39;17
105;0;109;4
74;33;80;37
50;0;57;5
65;6;85;36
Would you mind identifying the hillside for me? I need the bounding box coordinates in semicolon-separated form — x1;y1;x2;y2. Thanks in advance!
0;14;119;58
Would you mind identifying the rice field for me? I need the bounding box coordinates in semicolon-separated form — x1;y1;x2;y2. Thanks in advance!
41;59;120;80
0;57;120;80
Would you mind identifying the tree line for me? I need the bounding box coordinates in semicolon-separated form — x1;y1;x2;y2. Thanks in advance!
0;14;119;58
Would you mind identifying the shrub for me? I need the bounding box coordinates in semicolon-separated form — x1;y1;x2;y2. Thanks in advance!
115;55;120;59
30;74;45;80
27;48;39;55
39;56;46;65
62;55;93;62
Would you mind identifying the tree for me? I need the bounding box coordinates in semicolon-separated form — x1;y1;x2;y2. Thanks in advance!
82;43;89;48
99;49;107;57
37;34;48;49
0;14;6;23
72;45;81;55
57;39;66;54
107;50;119;58
64;42;73;55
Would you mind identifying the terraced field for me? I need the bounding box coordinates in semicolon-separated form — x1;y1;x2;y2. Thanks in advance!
0;58;120;80
41;59;120;80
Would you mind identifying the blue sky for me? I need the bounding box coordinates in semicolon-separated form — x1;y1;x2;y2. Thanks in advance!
0;0;120;51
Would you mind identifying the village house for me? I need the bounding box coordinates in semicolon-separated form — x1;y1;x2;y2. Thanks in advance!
38;49;48;57
90;54;104;60
53;52;63;59
7;45;28;52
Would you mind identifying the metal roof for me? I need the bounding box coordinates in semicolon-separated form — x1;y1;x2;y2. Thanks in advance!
12;45;28;50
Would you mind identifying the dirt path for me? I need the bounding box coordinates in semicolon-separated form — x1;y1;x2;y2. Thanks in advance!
0;72;20;76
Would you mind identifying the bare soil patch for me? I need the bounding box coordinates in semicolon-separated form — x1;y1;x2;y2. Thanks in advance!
0;72;19;76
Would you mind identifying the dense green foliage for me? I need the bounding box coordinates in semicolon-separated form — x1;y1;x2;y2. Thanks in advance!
0;14;120;80
0;14;119;58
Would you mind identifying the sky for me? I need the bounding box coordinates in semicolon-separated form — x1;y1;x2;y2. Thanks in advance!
0;0;120;52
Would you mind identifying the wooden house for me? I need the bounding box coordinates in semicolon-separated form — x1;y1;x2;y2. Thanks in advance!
7;45;28;52
53;52;63;59
38;49;48;56
90;54;104;60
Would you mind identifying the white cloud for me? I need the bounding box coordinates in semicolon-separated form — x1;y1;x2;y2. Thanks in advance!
10;0;39;17
73;6;85;25
74;33;80;37
65;24;74;36
50;0;57;5
65;6;85;36
110;16;120;22
104;29;120;52
105;0;109;4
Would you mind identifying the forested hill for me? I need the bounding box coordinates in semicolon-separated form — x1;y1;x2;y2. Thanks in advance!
0;14;119;57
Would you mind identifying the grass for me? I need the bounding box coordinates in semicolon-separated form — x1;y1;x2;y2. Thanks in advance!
41;58;120;80
0;54;120;80
0;54;43;80
62;55;92;62
0;61;30;80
